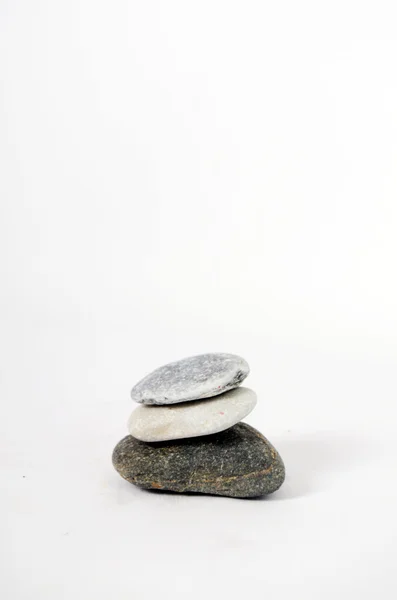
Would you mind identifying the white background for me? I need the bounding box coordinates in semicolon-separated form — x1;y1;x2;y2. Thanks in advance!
1;1;397;598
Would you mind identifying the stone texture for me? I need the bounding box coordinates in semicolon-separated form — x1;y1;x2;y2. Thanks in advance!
112;423;285;498
128;387;257;442
130;353;249;406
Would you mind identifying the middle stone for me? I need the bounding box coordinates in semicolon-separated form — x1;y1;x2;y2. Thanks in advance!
127;387;257;442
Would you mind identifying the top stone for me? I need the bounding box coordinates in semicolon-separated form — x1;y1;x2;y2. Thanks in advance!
131;353;250;405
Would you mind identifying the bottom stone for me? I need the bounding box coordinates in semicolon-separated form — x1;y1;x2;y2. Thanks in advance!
112;423;285;498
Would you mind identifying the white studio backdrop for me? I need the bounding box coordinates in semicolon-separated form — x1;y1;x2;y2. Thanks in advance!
1;2;397;599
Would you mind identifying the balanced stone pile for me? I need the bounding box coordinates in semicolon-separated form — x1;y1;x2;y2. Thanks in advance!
112;353;285;498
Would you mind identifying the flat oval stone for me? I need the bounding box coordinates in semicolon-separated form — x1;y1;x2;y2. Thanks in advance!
130;353;249;405
128;387;257;442
112;423;285;498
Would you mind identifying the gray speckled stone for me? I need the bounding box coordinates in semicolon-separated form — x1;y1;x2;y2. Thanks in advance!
128;387;257;442
130;353;249;405
112;423;285;498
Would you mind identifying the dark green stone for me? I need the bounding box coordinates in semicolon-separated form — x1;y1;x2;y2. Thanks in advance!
112;423;285;498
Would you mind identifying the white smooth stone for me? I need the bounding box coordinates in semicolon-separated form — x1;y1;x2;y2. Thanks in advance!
127;387;257;442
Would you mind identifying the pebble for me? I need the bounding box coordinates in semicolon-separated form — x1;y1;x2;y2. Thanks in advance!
130;353;249;405
128;387;257;442
112;423;285;498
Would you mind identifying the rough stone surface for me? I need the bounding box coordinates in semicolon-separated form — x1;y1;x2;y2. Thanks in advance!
128;387;257;442
130;353;249;405
112;423;285;498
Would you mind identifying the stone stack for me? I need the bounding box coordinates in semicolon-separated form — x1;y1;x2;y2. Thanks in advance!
112;353;285;498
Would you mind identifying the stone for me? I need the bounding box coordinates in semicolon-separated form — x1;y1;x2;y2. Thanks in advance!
112;423;285;498
130;353;249;405
128;387;257;442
